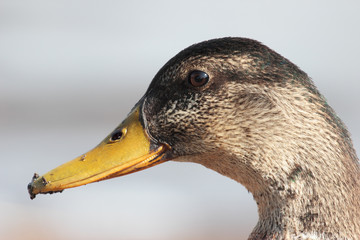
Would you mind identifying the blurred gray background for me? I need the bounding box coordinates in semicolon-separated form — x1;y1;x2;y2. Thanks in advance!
1;1;359;240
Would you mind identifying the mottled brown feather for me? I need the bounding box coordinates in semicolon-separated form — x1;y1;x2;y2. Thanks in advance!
141;37;360;239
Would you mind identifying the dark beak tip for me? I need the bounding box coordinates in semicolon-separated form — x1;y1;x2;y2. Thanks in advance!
27;182;36;200
27;173;65;200
28;173;40;200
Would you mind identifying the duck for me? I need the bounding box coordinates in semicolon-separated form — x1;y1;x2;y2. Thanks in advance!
28;37;360;239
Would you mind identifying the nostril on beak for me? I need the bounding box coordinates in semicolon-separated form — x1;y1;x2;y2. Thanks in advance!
110;128;127;142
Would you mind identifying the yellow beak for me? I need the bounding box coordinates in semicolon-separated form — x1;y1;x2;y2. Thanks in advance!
28;106;170;199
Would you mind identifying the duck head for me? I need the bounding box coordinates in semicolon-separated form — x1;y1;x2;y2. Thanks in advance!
28;38;360;239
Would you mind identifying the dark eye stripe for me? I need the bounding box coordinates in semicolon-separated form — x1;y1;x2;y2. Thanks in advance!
188;70;209;87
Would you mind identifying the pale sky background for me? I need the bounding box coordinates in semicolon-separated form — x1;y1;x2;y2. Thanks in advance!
1;1;360;240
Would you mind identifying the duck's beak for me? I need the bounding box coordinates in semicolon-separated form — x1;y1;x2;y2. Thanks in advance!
28;105;170;199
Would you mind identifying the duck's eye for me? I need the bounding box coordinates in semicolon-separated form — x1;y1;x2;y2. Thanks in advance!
188;70;209;87
110;129;125;142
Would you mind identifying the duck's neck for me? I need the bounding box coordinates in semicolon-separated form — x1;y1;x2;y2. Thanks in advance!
197;147;360;239
192;125;360;239
248;152;360;239
241;112;360;239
